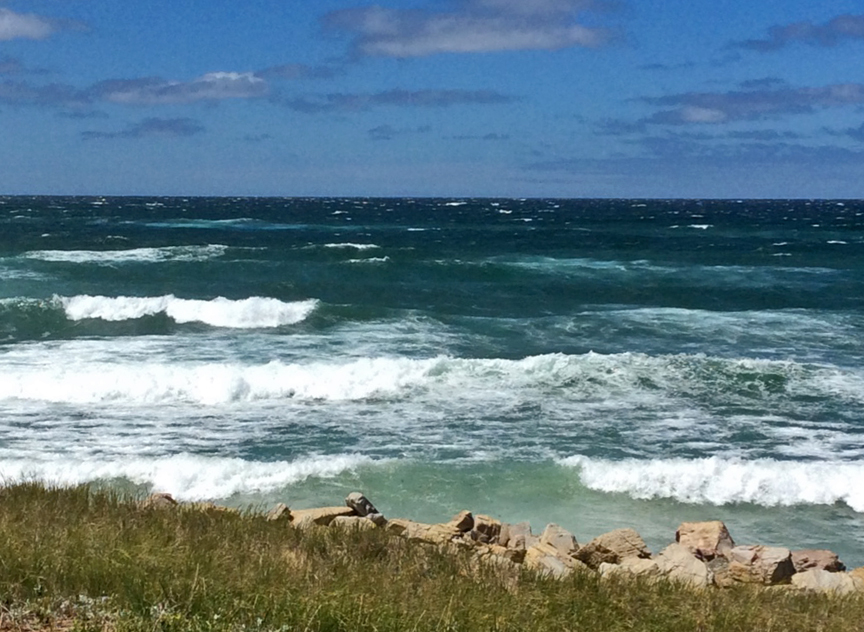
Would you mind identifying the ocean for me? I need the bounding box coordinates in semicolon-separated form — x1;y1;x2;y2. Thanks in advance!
1;196;863;564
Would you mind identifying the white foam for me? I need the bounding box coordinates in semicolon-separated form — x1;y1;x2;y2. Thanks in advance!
25;245;228;264
346;257;390;264
0;453;373;501
322;243;381;250
60;295;319;328
560;455;864;512
688;224;712;229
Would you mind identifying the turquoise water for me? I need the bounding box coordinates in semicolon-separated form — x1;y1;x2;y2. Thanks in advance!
1;196;863;563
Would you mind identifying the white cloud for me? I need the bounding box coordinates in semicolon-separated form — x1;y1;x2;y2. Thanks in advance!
325;0;608;57
94;72;268;105
0;8;55;40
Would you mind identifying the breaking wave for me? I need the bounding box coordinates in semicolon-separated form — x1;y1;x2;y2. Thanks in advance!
561;455;864;512
24;245;228;264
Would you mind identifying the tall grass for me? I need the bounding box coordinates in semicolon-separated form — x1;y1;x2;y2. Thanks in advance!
0;483;862;631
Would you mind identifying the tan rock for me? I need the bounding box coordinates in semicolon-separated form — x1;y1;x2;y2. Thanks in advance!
384;518;461;545
345;492;379;518
675;521;734;561
851;566;864;583
447;510;474;532
707;556;735;588
791;569;864;595
539;524;579;558
599;557;662;581
266;503;292;522
474;544;525;567
139;492;178;510
727;545;795;585
575;528;651;570
524;543;590;580
499;522;536;549
471;514;502;544
290;506;356;528
330;515;378;531
655;543;712;589
791;549;846;573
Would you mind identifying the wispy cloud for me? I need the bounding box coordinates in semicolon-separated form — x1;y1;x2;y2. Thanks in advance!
735;14;864;51
82;117;205;140
643;82;864;125
281;88;514;113
91;72;268;105
451;132;511;140
0;8;57;41
0;79;88;107
255;64;341;80
323;0;609;58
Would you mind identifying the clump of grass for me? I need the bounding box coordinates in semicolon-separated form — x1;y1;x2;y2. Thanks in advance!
0;483;862;631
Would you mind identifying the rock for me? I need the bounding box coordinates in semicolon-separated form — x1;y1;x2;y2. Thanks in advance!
499;522;536;549
791;549;846;573
139;492;178;510
599;557;662;581
727;545;795;585
707;556;735;588
366;512;387;527
470;514;501;544
447;510;474;532
575;528;650;570
791;569;864;595
385;519;462;545
290;506;356;528
330;515;378;531
475;544;525;566
675;521;734;561
345;492;379;518
539;524;579;558
655;543;712;589
851;567;864;583
524;543;590;580
266;503;292;522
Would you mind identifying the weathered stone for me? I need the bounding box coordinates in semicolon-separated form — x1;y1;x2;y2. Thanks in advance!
727;545;795;585
385;518;462;545
330;515;378;531
675;521;734;561
850;566;864;583
524;543;590;579
290;506;356;528
707;556;735;588
447;510;474;532
139;492;178;510
791;569;864;595
366;512;387;527
471;514;501;544
791;549;846;573
499;521;535;548
539;524;579;558
575;528;650;569
655;543;712;588
266;503;292;522
599;557;662;581
345;492;379;518
475;544;526;567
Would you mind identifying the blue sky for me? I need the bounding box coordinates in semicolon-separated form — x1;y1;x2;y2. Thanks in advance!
2;0;864;198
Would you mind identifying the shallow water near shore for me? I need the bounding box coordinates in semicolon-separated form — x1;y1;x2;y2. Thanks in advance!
1;196;863;564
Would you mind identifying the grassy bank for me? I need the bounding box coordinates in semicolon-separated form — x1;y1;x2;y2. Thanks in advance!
1;483;862;631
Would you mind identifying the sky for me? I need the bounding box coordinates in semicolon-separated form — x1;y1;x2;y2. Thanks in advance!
2;1;864;198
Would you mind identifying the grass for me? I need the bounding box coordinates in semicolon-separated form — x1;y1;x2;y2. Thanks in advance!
1;483;863;631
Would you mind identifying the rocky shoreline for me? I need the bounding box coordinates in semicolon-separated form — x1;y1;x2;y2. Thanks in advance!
143;491;864;596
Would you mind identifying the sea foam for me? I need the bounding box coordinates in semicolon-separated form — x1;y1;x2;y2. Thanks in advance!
0;453;374;501
61;295;318;329
25;245;228;264
561;455;864;512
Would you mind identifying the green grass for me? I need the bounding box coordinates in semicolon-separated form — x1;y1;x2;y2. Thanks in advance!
1;483;863;631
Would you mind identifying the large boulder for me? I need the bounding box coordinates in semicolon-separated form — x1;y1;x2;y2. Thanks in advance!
791;549;846;573
446;510;474;532
471;514;502;544
599;557;663;581
266;503;292;522
524;543;590;580
385;519;463;546
655;543;712;588
675;521;734;561
539;524;579;558
290;506;356;529
345;492;380;518
499;522;536;550
727;545;795;585
791;570;863;595
330;515;378;531
575;528;651;570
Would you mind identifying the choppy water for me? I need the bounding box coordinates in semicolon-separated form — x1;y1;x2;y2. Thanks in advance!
1;196;863;563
